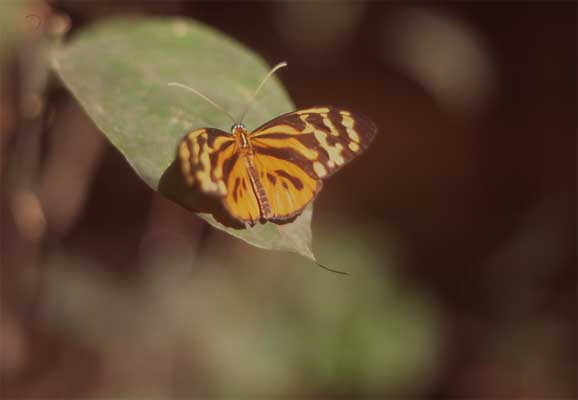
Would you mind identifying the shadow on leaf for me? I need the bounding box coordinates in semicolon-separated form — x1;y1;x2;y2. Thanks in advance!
158;160;245;229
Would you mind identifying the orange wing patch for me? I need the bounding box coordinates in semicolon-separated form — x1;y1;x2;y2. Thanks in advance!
221;154;261;224
252;154;321;220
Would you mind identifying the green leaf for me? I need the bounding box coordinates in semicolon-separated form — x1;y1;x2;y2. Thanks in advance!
50;16;316;260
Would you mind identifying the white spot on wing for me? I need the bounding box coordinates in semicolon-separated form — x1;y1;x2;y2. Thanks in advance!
218;181;227;194
341;113;360;142
313;161;327;177
313;129;345;166
321;113;340;136
348;142;360;152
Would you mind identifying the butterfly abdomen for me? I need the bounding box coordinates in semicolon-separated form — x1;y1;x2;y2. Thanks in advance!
244;154;273;221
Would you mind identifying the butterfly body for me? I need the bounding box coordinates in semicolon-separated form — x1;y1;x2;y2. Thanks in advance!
232;124;275;220
178;106;376;226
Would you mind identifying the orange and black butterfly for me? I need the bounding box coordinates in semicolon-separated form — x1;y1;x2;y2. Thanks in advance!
170;62;377;226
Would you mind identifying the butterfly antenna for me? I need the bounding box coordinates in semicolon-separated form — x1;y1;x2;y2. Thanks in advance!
316;261;350;275
167;82;237;125
238;61;288;123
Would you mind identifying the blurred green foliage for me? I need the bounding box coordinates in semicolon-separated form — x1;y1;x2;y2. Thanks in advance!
40;224;442;397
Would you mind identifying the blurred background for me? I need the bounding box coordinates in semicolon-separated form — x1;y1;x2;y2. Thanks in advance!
1;1;576;399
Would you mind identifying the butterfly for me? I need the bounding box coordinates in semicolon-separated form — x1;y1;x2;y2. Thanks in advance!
170;63;377;226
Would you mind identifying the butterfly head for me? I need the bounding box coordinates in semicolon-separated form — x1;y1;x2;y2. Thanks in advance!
231;123;247;135
231;123;251;149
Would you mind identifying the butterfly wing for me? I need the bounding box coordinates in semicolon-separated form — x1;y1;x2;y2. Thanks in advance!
249;106;377;220
221;153;262;224
178;128;261;224
250;106;376;178
251;151;322;220
178;128;236;195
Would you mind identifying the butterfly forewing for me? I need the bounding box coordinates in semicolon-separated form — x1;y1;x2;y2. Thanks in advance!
249;106;376;180
178;127;262;223
251;153;322;220
178;128;236;195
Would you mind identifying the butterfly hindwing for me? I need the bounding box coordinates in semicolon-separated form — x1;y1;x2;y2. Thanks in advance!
249;106;377;180
221;154;262;223
252;152;322;220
